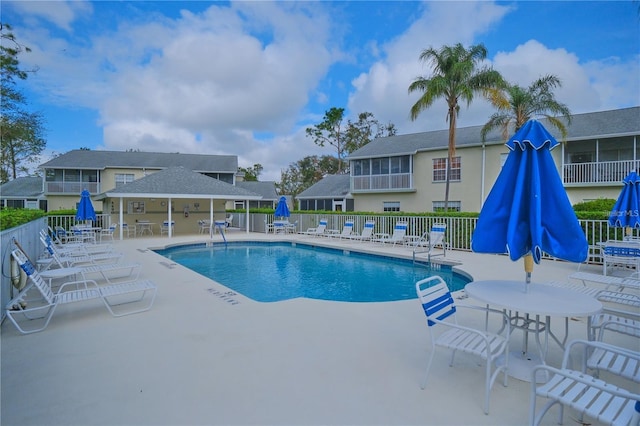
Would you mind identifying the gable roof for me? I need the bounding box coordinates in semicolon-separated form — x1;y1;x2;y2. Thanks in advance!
40;149;238;172
348;106;640;159
235;181;279;200
0;177;43;198
100;167;262;200
296;174;351;199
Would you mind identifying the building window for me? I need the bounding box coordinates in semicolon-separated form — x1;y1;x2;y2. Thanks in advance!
383;201;400;212
433;156;461;182
115;173;135;188
128;201;145;214
234;201;245;209
432;201;461;212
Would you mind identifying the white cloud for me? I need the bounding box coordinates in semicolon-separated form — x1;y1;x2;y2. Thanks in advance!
6;0;92;32
347;2;639;134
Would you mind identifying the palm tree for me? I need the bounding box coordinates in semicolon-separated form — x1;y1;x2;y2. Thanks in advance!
408;43;504;212
481;75;571;142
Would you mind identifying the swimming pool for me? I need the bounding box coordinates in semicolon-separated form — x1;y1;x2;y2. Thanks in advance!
154;242;471;303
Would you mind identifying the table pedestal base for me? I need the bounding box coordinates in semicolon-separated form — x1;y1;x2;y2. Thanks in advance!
497;351;548;383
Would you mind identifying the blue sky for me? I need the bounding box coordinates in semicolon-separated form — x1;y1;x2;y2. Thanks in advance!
4;1;639;181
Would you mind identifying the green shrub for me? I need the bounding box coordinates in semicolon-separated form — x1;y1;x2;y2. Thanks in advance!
0;208;46;231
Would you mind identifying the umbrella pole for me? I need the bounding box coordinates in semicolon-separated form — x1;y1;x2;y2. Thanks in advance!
524;253;534;292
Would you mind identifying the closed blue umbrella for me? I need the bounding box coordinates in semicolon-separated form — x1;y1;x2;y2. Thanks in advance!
76;189;97;222
274;196;290;219
608;171;640;231
471;120;588;288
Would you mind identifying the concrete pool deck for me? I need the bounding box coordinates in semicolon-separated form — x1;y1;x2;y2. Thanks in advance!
1;231;636;425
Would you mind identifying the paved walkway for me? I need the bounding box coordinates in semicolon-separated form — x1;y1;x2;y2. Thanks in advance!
1;231;634;425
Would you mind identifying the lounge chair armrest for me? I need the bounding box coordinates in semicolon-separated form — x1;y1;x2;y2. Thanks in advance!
531;364;640;400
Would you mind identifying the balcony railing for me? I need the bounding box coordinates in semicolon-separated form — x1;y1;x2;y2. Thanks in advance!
563;160;639;184
352;173;411;191
45;182;99;194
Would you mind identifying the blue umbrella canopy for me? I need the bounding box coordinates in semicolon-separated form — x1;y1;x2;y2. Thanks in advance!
75;189;97;222
274;196;290;218
472;120;588;266
608;171;640;229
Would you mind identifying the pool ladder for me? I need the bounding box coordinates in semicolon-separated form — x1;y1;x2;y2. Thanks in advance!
412;231;446;265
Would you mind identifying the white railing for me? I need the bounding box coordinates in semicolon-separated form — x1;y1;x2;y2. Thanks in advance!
351;173;411;191
563;160;638;184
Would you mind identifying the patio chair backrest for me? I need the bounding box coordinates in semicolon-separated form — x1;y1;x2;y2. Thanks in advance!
390;222;408;241
416;277;457;328
316;220;328;233
341;221;354;236
12;249;55;305
361;221;375;237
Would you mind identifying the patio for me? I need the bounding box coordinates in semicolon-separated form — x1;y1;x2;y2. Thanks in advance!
1;232;635;425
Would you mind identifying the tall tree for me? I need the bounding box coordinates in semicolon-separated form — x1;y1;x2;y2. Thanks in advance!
0;23;45;183
305;107;346;173
277;155;339;198
238;163;263;181
481;74;571;141
408;43;504;211
344;112;397;154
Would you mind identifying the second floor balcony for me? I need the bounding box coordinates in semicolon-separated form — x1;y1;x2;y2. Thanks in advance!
45;181;100;194
563;160;639;185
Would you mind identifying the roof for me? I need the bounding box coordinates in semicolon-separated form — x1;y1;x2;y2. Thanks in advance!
235;181;279;200
296;174;351;199
0;176;43;198
39;150;238;172
348;106;640;159
100;167;262;200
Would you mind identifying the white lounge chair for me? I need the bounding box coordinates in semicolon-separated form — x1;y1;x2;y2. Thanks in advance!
530;339;640;426
569;271;640;292
300;219;327;237
372;222;407;245
330;220;354;238
416;276;510;415
344;220;375;242
40;235;123;270
7;248;156;334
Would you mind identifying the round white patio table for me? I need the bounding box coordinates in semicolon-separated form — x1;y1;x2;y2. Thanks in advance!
464;280;602;382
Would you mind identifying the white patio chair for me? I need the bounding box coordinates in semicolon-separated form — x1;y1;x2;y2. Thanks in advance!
99;223;117;243
160;220;175;236
372;222;407;245
416;276;510;414
225;214;233;227
589;298;640;342
7;248;157;334
530;339;640;426
121;223;136;238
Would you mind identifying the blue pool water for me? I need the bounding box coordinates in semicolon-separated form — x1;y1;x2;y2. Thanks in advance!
154;242;470;303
